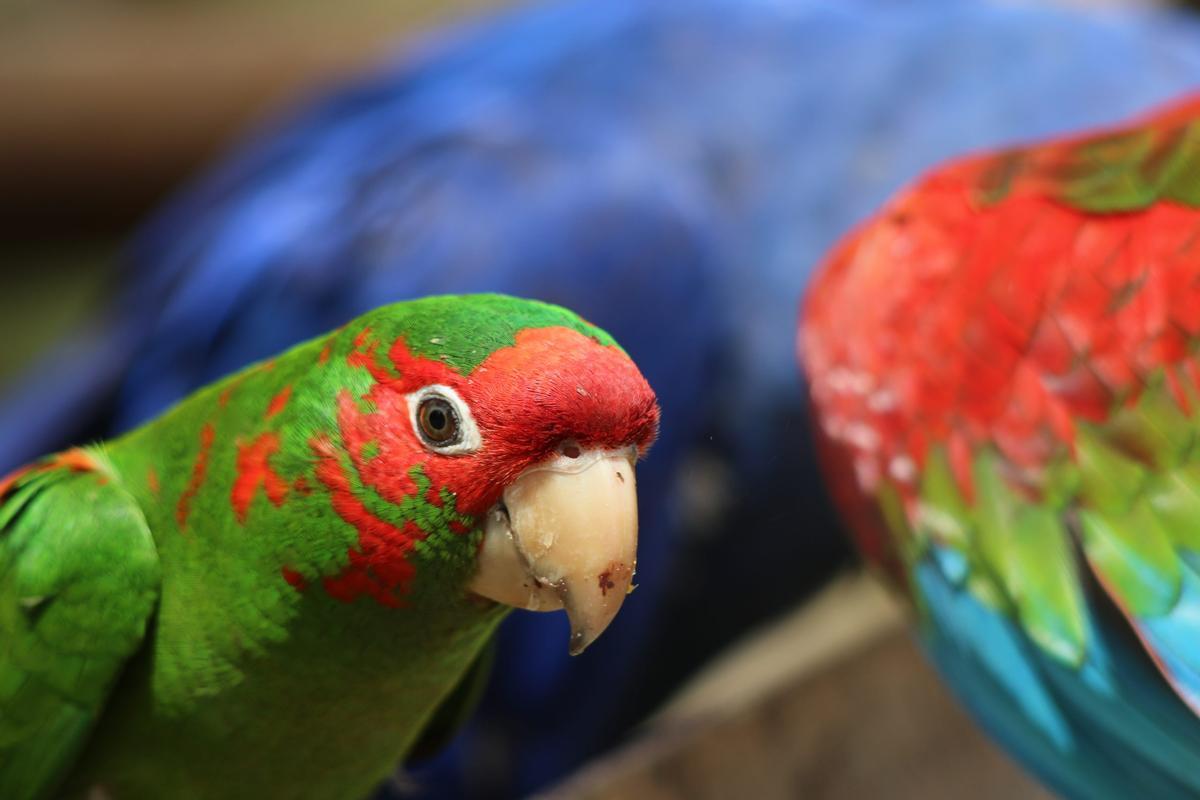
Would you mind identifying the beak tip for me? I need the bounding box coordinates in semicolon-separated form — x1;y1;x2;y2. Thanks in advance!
474;450;640;655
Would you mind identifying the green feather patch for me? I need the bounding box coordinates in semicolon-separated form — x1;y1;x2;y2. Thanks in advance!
363;294;621;375
1079;502;1181;617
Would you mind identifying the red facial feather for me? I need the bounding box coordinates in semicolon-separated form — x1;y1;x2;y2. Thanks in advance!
347;326;397;383
388;326;659;515
339;325;657;517
314;324;659;605
310;434;424;607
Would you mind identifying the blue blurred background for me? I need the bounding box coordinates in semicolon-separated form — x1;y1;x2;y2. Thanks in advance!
2;0;1200;797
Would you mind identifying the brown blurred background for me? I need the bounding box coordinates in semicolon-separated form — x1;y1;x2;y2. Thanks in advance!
0;0;506;379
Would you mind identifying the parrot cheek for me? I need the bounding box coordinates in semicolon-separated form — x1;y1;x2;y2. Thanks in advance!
467;445;639;655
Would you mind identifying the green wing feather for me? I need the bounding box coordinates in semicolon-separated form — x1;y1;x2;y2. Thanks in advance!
406;639;497;765
0;458;160;799
905;379;1200;707
978;98;1200;212
1051;120;1200;211
906;447;1089;667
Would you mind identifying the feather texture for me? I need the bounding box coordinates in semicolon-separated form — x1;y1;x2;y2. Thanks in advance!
0;453;159;800
802;95;1200;798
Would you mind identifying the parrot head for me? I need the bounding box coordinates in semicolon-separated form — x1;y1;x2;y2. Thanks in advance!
303;294;660;654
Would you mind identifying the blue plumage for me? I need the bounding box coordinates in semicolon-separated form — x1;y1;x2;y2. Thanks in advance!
8;0;1200;796
919;551;1200;798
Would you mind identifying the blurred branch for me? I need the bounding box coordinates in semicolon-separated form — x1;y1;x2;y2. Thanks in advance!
540;575;1051;800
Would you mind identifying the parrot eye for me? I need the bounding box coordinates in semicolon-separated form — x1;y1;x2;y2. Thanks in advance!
406;385;482;455
418;397;459;445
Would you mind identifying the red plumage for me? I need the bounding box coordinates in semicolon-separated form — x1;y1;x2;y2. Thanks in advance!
802;98;1200;523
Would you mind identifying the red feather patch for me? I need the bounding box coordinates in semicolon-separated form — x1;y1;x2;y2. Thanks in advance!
177;424;215;531
802;102;1200;523
231;432;289;523
312;324;658;606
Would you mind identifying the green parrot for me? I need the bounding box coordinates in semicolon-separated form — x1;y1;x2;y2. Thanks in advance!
0;294;659;800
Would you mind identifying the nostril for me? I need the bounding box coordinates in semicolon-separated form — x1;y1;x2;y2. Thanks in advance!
562;443;581;459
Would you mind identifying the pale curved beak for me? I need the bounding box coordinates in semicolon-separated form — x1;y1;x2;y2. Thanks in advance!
468;446;639;655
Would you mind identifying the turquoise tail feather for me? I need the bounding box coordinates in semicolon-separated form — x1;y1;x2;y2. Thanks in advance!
915;557;1200;800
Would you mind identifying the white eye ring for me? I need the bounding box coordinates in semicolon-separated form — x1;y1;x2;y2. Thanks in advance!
405;384;482;455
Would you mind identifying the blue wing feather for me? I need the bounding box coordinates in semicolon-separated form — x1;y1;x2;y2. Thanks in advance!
1136;567;1200;712
919;550;1200;799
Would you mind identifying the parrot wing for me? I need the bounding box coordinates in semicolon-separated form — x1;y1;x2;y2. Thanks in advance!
406;640;497;765
977;94;1200;212
802;95;1200;797
0;454;160;799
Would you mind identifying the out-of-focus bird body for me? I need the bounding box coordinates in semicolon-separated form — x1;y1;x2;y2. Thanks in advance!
802;96;1200;799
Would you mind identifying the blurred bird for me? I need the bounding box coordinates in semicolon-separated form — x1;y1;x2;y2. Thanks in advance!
802;95;1200;799
6;0;1200;796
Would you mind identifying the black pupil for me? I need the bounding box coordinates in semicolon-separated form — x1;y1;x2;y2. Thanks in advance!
420;398;458;444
